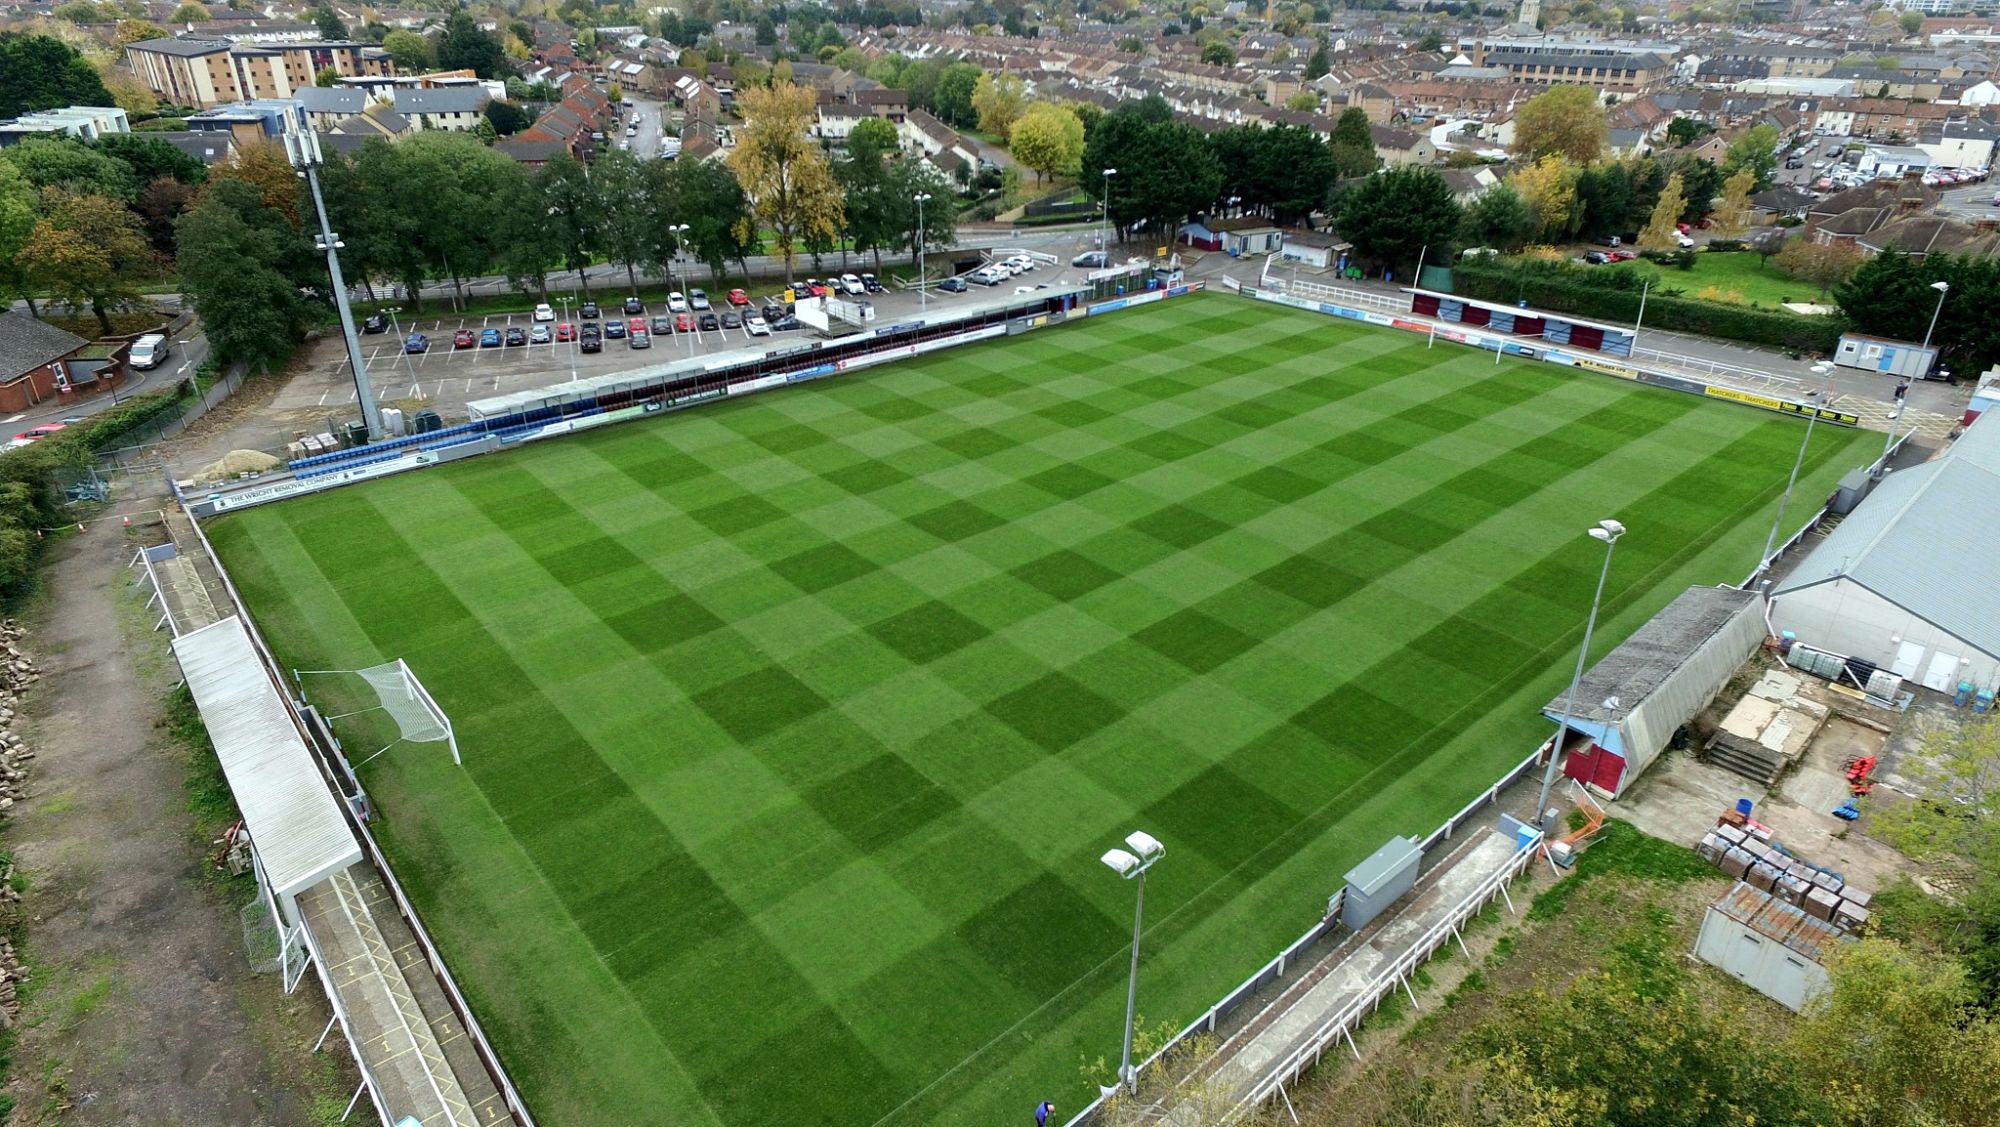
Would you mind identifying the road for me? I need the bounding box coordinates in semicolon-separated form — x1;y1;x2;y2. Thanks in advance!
616;95;670;160
1935;179;1997;219
5;316;211;438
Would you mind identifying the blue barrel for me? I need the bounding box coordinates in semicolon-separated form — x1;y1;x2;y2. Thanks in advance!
1978;691;1994;714
1736;798;1754;817
1958;681;1975;707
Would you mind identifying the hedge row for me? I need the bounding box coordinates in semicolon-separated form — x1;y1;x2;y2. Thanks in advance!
1451;259;1846;355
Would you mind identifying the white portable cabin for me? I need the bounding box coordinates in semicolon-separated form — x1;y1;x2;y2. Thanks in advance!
1695;881;1845;1012
1834;332;1938;379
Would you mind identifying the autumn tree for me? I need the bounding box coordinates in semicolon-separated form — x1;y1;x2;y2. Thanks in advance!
1507;153;1580;243
210;139;302;225
1708;166;1755;238
1510;83;1610;165
971;70;1027;139
728;81;844;283
22;188;155;333
1638;171;1686;251
1771;237;1861;297
1009;101;1084;182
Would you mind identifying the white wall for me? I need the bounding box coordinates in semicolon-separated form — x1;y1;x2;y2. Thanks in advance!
1771;578;2000;691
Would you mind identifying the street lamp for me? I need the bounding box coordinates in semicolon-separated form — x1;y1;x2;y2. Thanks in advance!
1101;167;1118;257
283;123;382;441
1534;520;1625;827
914;192;932;312
667;222;690;292
1920;279;1950;359
1101;830;1164;1094
557;294;576;382
1758;361;1835;576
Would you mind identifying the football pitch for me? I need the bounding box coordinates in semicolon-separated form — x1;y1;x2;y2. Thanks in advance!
207;293;1872;1126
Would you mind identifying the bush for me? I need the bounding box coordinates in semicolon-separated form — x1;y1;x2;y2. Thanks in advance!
1453;257;1845;354
1706;239;1747;253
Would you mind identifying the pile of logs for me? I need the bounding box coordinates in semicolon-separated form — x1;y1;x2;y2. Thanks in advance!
0;619;36;1026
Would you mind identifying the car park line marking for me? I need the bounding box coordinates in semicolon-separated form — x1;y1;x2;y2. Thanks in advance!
2;414;21;423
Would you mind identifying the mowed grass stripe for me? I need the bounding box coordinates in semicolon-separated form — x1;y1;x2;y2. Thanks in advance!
208;292;1876;1127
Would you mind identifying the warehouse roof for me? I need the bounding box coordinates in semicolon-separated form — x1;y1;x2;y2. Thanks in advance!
1774;418;2000;660
1545;585;1758;723
170;617;359;899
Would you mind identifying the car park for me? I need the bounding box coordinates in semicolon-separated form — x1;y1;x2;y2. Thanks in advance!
604;319;625;338
623;296;644;315
629;328;651;348
529;324;552;344
698;311;719;331
651;315;673;334
533;303;555;322
556;322;577;342
675;312;693;332
362;312;390;333
939;276;968;292
720;311;741;329
690;289;712;310
580;301;600;318
479;328;502;347
668;291;689;312
745;313;770;336
454;329;476;348
726;288;751;306
405;333;430;353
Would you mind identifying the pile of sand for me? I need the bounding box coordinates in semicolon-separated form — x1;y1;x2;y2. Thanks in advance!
193;449;280;483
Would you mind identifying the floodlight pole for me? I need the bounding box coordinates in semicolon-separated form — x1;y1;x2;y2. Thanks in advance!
1101;831;1163;1093
915;191;931;312
1534;521;1624;827
285;122;382;441
1920;279;1950;356
1757;362;1835;577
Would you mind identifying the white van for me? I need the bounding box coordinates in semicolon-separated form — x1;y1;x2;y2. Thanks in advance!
128;333;168;370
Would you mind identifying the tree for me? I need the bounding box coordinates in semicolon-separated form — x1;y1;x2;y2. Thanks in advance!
22;189;154;334
932;63;983;129
381;28;435;72
1304;38;1329;80
1415;29;1444;52
114;18;166;46
175;178;310;368
1722;123;1780;192
1507;155;1580;243
438;11;506;79
0;161;39;312
1900;8;1925;34
1770;237;1861;297
1335;166;1460;277
1662;154;1723;223
848;116;898;155
0;137;137;201
1748;225;1789;268
100;69;157;116
1460;183;1536;252
1009;102;1084;183
1510;83;1609;165
729;82;844;282
1286;91;1319;112
592;148;653;291
1573;161;1636;239
1213;124;1333;227
95;133;204;186
313;3;347;40
136;174;194;254
1639;171;1686;250
484;100;529;135
0;32;116;119
1328;106;1377;180
1666;117;1714;147
970;71;1026;139
210;139;301;225
1081;113;1221;246
169;1;207;19
652;157;757;285
1200;41;1236;66
1709;166;1755;238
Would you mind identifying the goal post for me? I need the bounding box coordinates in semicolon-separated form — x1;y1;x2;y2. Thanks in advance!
295;658;461;767
395;659;460;765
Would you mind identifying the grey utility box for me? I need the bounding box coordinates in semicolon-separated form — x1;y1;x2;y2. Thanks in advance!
1342;835;1422;931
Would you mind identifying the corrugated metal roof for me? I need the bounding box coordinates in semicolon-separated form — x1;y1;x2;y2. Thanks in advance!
1774;420;2000;659
171;617;359;900
1712;880;1846;963
1545;585;1757;723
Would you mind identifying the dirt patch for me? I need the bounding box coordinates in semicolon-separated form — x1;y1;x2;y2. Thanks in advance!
2;516;346;1125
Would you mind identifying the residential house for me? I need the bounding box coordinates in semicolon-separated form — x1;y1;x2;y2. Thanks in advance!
393;86;489;131
0;312;118;414
125;35;392;107
1806;178;1939;245
1370;124;1437;166
1922;117;2000;170
1856;214;2000;259
0;106;130;146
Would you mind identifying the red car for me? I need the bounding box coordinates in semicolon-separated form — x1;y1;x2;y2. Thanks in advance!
453;329;476;349
726;288;751;307
555;322;577;342
11;422;66;444
675;312;693;332
1607;249;1637;261
627;317;646;336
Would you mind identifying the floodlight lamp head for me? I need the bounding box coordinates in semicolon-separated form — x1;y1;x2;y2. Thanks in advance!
1125;831;1164;861
1932;280;1951;293
1598;519;1625;536
1101;848;1140;877
1589;527;1613;544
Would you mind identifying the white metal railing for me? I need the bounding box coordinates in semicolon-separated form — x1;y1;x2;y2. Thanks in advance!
294;892;396;1127
1630;343;1802;388
1273;278;1406;314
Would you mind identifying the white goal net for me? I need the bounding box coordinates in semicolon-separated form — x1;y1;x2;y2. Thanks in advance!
298;659;460;767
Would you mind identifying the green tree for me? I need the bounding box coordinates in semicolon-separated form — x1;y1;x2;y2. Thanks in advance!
1722;123;1780;192
1460;183;1536;251
1573;160;1634;239
1415;29;1444;52
848;116;898;155
1200;41;1236;66
591;148;653;291
1510;83;1609;165
1900;8;1925;34
438;11;506;79
169;1;207;20
1328;106;1377;180
971;71;1027;139
94;133;205;186
313;3;347;40
535;153;601;297
0;32;116;119
381;28;435;72
1081;112;1222;245
651;156;757;285
1304;38;1329;79
1335;166;1460;276
175;178;311;369
932;63;983;129
1660;153;1722;222
1666;117;1714;147
22;188;154;334
0;161;40;313
1214;124;1334;227
1286;91;1319;112
0;137;137;201
483;100;529;135
1009;102;1084;182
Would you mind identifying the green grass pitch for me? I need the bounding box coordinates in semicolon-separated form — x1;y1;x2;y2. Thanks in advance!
206;292;1872;1126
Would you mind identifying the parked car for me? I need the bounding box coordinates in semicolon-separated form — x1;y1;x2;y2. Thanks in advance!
1008;255;1035;272
629;328;651;348
453;329;476;348
675;312;693;333
861;273;885;293
726;288;751;306
504;326;527;346
1608;249;1637;261
405;333;430;353
604;319;625;338
529;324;552;344
533;303;555;322
1071;250;1108;268
361;312;390;334
651;315;673;334
1675;233;1697;248
1582;251;1611;265
970;268;1004;286
627;317;647;336
698;311;719;331
580;301;600;318
623;295;644;315
769;312;800;331
580;325;602;353
745;313;770;336
1592;235;1622;248
668;291;689;313
690;288;712;310
938;276;968;293
839;273;866;295
720;311;741;329
555;322;577;342
128;333;169;370
479;327;502;347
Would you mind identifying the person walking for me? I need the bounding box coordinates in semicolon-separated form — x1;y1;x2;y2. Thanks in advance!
1035;1100;1055;1126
